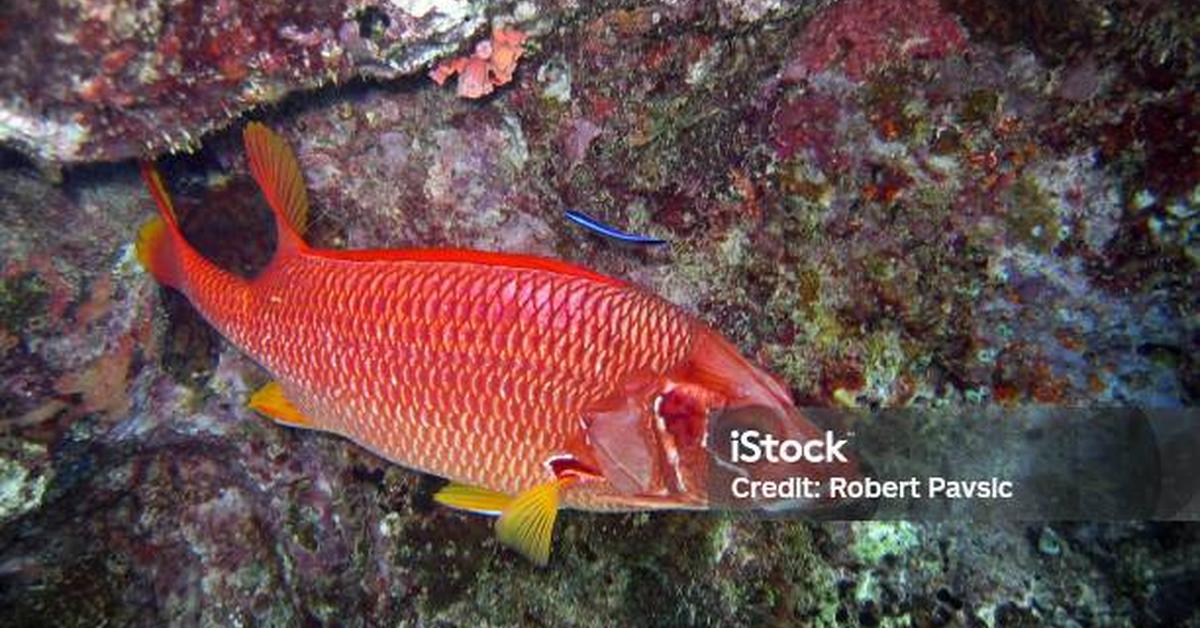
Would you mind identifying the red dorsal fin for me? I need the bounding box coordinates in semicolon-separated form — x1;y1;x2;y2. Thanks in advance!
243;122;309;255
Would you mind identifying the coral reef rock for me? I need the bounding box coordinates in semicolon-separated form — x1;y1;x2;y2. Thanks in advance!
2;0;503;167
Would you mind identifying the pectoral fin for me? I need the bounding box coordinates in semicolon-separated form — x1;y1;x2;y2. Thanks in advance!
584;375;662;495
495;478;574;566
434;483;513;515
248;381;316;429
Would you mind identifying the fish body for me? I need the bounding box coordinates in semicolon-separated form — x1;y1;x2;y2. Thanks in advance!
185;245;694;509
564;209;668;245
137;124;848;562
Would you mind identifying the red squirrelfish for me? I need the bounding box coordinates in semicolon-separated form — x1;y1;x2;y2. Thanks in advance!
136;123;846;564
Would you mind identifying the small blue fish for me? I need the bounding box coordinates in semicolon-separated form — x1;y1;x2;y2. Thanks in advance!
565;209;667;245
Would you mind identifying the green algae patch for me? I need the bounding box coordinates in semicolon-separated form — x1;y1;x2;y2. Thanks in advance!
0;272;49;332
1004;176;1063;253
0;443;51;524
851;522;921;564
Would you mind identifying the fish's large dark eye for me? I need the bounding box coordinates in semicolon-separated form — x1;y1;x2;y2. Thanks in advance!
656;390;706;445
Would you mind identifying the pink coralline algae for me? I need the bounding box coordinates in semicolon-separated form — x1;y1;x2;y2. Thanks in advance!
430;27;528;99
771;92;847;166
561;118;604;167
783;0;967;81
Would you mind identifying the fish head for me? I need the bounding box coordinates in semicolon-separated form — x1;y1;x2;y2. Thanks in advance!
581;326;857;509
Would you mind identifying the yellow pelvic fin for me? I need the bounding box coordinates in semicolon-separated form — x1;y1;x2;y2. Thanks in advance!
434;483;514;515
248;381;315;429
495;478;574;566
243;122;310;250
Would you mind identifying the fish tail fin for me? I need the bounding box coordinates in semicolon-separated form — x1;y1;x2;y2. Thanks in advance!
243;122;309;260
137;162;187;290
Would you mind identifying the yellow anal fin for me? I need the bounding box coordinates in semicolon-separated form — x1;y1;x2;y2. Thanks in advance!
434;483;514;515
495;478;574;566
248;381;316;429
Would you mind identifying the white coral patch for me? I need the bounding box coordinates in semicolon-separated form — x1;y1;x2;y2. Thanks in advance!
391;0;475;26
0;448;51;525
0;103;88;165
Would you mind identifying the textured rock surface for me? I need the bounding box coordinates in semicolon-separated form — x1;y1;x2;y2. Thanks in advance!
1;0;522;167
1;0;1198;625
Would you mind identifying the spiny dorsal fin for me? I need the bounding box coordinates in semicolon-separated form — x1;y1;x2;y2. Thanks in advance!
243;122;309;252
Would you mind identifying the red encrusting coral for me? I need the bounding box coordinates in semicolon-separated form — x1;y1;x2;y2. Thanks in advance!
771;92;850;168
783;0;967;81
430;26;528;99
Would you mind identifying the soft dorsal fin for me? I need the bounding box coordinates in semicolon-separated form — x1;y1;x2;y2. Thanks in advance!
243;122;309;253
